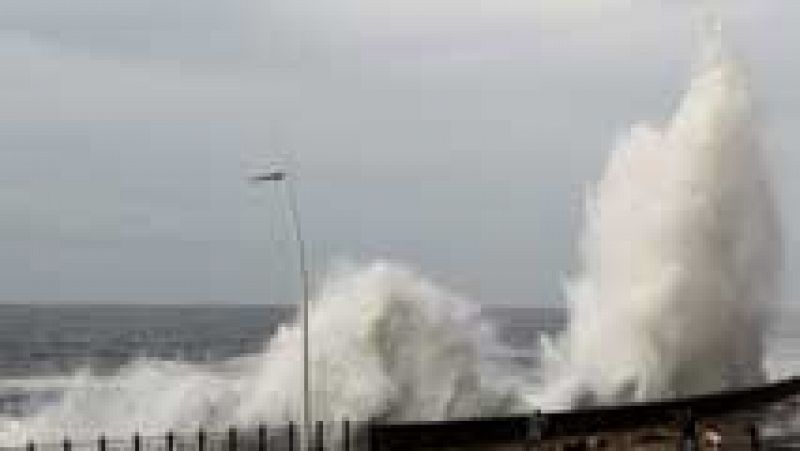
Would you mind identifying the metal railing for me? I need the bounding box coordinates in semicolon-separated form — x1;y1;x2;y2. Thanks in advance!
6;376;800;450
6;413;800;451
13;420;363;451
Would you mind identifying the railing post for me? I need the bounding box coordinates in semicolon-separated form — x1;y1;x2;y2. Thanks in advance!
342;419;350;451
257;424;267;451
749;423;761;451
315;421;323;451
680;408;698;451
528;409;545;443
287;421;295;451
98;434;107;451
166;430;175;451
228;426;238;451
133;432;141;451
198;427;207;451
368;420;378;451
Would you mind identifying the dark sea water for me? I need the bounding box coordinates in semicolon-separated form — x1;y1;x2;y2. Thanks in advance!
0;305;563;379
0;305;564;421
0;304;796;422
0;305;293;378
1;305;796;378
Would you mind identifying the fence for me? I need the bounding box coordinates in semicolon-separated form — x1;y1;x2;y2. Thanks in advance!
13;421;365;451
6;376;800;450
8;411;800;451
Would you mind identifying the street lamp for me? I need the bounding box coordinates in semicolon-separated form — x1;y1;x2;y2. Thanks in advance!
250;170;311;442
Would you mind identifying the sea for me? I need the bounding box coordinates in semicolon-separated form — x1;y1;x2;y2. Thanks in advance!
0;305;797;420
0;305;567;419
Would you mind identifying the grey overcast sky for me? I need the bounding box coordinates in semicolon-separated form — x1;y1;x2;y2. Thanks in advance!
0;0;798;306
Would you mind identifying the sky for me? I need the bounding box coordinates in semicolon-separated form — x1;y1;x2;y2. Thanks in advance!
0;0;799;307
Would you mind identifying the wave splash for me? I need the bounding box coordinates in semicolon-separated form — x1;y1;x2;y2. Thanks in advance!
533;27;780;409
0;263;529;444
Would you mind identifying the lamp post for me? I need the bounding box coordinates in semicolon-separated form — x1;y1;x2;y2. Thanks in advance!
250;170;311;444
